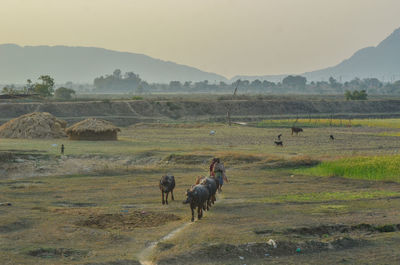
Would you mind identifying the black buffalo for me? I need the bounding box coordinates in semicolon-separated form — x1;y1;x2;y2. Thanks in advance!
183;185;209;222
200;177;217;210
159;175;175;205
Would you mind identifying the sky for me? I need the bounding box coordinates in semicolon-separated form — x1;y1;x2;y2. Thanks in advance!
1;0;400;78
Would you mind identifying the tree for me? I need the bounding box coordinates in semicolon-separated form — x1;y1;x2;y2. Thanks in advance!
169;81;182;90
282;75;307;89
113;69;122;79
55;87;76;100
345;90;368;100
34;75;55;97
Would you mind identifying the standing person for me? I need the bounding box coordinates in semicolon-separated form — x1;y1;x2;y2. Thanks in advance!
209;158;217;177
213;158;228;192
61;144;65;155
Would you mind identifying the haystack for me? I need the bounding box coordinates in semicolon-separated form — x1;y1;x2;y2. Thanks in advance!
66;118;120;140
0;112;67;139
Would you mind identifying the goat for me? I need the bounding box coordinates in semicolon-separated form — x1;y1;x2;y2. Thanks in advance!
159;175;175;205
277;134;282;140
330;135;335;140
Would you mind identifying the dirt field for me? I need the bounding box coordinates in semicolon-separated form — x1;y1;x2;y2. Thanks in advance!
1;123;400;264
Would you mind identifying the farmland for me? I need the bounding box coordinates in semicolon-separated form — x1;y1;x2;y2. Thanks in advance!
1;121;400;264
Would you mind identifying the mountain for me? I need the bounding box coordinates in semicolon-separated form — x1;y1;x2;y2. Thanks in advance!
232;27;400;83
0;44;227;84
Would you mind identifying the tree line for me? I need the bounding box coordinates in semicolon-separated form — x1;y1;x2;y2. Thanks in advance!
93;70;400;98
1;75;76;99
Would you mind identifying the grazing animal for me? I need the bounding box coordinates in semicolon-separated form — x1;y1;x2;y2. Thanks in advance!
274;140;283;146
277;134;282;140
291;127;303;135
159;175;175;205
330;135;335;140
183;185;210;222
199;177;217;210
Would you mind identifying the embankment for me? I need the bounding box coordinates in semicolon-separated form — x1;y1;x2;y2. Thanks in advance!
1;99;400;126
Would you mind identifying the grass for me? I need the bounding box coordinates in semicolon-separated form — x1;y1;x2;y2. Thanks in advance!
297;155;400;182
2;124;400;264
257;118;400;129
249;190;400;204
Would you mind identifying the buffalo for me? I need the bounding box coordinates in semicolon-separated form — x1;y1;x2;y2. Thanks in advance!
159;175;175;205
195;176;217;210
291;127;303;135
183;185;209;222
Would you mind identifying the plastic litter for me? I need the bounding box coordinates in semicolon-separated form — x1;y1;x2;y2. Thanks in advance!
267;239;277;248
239;256;244;260
209;130;216;135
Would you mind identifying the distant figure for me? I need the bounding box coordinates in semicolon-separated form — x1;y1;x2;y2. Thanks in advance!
61;144;65;155
274;140;283;146
277;134;282;140
330;135;335;141
291;127;303;136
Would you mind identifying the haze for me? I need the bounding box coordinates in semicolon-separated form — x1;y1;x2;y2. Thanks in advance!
1;0;400;78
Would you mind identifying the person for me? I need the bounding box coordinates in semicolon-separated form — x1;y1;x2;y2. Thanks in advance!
213;158;228;192
61;144;65;155
209;158;217;177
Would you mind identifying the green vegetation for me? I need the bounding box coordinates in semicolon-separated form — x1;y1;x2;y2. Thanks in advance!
257;118;400;129
345;89;368;100
54;87;76;100
251;190;400;203
297;155;400;182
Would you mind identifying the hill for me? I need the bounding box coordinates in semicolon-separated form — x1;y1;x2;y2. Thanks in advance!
233;27;400;82
0;44;227;84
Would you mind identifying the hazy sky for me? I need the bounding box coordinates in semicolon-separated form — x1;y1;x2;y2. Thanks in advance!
1;0;400;78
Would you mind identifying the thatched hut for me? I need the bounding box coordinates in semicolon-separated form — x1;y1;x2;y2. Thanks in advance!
66;118;120;140
0;112;67;139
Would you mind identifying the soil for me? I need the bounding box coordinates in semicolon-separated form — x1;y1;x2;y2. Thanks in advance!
77;211;181;230
157;238;366;264
2;99;400;126
27;248;88;259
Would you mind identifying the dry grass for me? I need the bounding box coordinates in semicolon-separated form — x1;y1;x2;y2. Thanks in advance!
1;123;400;264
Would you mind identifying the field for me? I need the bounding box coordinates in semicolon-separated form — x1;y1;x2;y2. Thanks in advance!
1;122;400;264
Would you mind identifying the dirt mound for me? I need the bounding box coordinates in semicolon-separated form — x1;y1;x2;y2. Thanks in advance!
0;112;66;139
84;260;141;265
260;156;320;169
164;154;212;164
27;247;88;259
77;211;180;230
157;238;366;264
285;223;400;236
164;153;263;165
0;219;32;233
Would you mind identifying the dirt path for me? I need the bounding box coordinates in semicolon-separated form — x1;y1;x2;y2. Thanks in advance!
138;222;193;265
138;195;225;265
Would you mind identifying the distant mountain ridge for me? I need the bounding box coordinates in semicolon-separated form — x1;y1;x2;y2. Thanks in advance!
233;27;400;82
0;44;227;84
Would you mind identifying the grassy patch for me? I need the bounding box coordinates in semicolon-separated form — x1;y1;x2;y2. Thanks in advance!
297;155;400;182
250;190;400;203
257;118;400;129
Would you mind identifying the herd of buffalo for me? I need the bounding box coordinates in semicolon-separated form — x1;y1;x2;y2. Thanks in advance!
159;174;220;222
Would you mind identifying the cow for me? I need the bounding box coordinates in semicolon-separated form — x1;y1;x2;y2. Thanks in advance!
291;127;303;135
159;175;175;205
274;140;283;146
195;176;217;210
183;185;209;222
